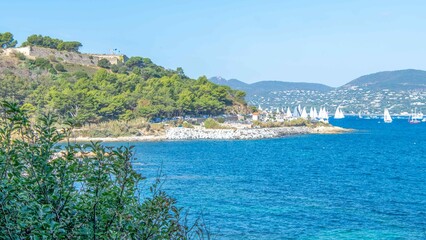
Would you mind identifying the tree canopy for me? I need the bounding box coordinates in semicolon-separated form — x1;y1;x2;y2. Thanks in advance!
1;54;247;125
22;34;82;52
0;32;17;48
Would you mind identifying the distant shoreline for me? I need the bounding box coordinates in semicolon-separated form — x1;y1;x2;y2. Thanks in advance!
64;126;352;143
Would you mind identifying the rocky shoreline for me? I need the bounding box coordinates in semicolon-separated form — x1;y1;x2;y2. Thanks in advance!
166;126;350;140
67;126;351;142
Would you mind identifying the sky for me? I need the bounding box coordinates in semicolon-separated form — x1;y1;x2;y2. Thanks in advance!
2;0;426;87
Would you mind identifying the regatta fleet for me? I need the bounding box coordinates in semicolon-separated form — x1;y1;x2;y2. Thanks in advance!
255;105;425;124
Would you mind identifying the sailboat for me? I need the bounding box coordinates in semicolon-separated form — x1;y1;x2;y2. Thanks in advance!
334;106;345;119
301;107;308;119
293;106;300;118
358;111;362;119
318;107;329;123
286;107;292;118
409;108;421;124
309;107;317;119
383;108;392;123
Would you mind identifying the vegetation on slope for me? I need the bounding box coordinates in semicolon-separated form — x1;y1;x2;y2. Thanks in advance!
0;32;248;127
0;102;207;239
342;69;426;90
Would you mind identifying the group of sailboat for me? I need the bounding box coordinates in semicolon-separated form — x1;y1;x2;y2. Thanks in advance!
258;104;425;124
262;105;330;122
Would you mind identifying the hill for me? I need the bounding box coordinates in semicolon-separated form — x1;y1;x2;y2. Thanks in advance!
0;32;249;126
342;69;426;90
209;77;333;96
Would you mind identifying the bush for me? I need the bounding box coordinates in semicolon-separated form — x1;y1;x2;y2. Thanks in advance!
203;118;222;129
97;58;111;68
182;121;194;128
216;117;225;123
13;52;26;60
111;64;119;73
55;63;66;72
34;57;51;69
118;66;128;74
0;102;207;239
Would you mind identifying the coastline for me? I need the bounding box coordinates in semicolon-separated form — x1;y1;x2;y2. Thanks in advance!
65;126;352;143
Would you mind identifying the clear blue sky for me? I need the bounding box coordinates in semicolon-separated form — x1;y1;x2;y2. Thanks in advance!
2;0;426;87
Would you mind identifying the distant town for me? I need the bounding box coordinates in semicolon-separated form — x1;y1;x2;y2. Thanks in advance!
249;87;425;116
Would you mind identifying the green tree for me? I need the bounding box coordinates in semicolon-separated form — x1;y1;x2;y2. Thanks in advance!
125;56;144;69
0;32;17;48
0;101;207;239
97;59;111;69
21;34;82;52
57;41;82;52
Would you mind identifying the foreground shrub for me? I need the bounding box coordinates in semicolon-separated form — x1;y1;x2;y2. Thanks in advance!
0;101;207;239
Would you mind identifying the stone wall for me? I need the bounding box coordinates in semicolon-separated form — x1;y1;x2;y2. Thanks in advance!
2;46;126;67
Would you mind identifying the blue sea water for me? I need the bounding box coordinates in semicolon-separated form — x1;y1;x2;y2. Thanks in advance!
112;118;426;239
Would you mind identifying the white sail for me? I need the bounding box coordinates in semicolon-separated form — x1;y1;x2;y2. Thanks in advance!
309;107;315;119
301;107;308;119
318;108;323;119
324;108;329;120
334;106;345;119
286;107;292;118
293;106;300;117
276;107;280;114
313;107;318;119
384;108;392;123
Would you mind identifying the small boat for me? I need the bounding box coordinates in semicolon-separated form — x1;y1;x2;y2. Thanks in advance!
384;108;392;123
334;106;345;119
409;108;421;124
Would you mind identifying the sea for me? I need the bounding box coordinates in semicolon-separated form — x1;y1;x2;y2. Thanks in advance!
110;117;426;239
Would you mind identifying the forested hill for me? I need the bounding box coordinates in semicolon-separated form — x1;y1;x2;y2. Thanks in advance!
0;33;248;125
341;69;426;90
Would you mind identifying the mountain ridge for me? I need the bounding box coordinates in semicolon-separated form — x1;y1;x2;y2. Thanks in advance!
341;69;426;90
211;69;426;93
209;77;333;96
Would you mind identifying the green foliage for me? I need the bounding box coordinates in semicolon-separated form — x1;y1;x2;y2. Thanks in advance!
216;117;225;123
203;118;222;129
0;32;17;48
110;64;119;73
182;121;194;128
11;51;27;60
2;33;247;126
57;41;82;52
22;34;82;52
97;59;111;69
252;118;316;128
55;63;66;72
0;75;33;104
0;102;207;239
125;56;144;69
